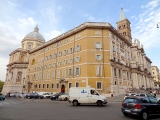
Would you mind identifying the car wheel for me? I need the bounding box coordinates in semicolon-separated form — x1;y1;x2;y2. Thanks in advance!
28;96;30;99
123;113;128;117
73;100;78;106
97;100;102;106
3;98;5;100
141;111;148;120
64;97;68;101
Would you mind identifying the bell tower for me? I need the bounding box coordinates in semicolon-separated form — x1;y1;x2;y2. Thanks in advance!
116;8;132;43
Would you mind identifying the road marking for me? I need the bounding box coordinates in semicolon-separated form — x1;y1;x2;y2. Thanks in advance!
10;102;17;104
3;102;9;104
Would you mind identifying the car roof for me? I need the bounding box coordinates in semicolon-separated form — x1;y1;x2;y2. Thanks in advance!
125;96;147;99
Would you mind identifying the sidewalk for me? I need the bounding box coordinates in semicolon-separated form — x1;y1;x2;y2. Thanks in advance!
106;94;125;102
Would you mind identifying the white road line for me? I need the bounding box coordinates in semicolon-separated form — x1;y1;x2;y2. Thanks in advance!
3;102;9;104
10;102;17;104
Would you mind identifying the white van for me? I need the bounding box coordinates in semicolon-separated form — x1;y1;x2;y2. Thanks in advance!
68;87;107;106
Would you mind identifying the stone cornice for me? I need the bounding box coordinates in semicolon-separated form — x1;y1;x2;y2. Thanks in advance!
21;38;45;43
9;48;29;56
7;61;29;67
30;22;132;53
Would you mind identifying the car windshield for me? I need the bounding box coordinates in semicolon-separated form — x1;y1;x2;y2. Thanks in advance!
146;94;154;97
124;98;137;103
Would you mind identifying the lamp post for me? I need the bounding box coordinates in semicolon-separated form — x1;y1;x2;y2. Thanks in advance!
22;78;25;93
34;84;37;93
157;22;160;28
28;81;32;93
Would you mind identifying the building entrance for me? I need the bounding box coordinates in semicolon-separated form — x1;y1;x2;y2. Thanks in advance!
61;85;65;93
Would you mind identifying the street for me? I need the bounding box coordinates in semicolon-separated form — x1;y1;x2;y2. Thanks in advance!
0;98;159;120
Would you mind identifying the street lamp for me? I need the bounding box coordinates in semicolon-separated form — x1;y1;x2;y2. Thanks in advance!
22;78;25;93
157;22;160;28
28;81;32;93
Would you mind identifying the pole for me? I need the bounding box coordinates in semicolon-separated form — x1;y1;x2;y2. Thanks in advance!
22;78;25;93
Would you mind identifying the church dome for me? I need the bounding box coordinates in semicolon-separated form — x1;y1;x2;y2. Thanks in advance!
24;26;45;41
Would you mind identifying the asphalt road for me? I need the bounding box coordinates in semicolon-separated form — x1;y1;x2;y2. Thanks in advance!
0;98;159;120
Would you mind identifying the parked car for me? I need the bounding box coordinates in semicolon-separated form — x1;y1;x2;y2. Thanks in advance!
50;93;65;100
124;93;156;100
157;96;160;102
0;93;5;100
58;93;69;101
17;93;27;98
133;93;156;98
9;92;16;97
124;93;137;100
42;92;52;98
121;96;160;120
26;93;44;99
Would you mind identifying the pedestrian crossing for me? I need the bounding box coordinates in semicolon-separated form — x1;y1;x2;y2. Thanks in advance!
0;101;16;106
0;99;35;106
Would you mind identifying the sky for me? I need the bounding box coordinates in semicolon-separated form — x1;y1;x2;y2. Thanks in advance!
0;0;160;82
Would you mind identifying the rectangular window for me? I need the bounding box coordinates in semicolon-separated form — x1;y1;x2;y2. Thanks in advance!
95;31;101;35
69;47;74;54
57;70;60;78
28;45;32;49
96;66;102;76
52;84;54;88
63;50;67;56
114;68;116;76
69;83;72;88
75;67;80;76
57;61;61;66
95;54;102;60
43;84;45;88
47;84;49;88
43;72;46;79
62;69;66;78
76;45;81;52
58;52;61;57
95;42;102;49
57;83;59;88
52;70;55;79
47;72;50;79
63;60;66;65
97;82;102;89
76;82;79;87
75;56;80;62
69;68;73;76
39;84;41;88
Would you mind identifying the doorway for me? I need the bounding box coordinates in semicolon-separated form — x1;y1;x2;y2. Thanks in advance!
61;85;65;93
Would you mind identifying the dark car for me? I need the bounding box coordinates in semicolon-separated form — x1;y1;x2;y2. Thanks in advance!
121;96;160;120
0;93;5;100
50;93;65;100
26;93;44;99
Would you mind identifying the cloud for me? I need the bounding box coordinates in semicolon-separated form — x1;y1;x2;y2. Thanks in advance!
132;1;160;49
83;14;103;22
8;1;20;7
44;30;63;40
18;17;37;26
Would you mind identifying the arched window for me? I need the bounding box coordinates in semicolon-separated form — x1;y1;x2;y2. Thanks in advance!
31;59;35;65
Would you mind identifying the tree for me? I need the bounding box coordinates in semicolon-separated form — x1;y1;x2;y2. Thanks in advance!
0;81;4;92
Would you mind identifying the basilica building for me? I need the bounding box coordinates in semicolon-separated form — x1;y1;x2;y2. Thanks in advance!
2;9;154;96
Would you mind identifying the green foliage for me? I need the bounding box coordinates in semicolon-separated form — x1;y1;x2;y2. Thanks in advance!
0;81;4;92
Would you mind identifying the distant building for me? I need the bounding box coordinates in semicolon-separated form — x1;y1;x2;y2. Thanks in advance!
2;9;154;96
151;66;160;88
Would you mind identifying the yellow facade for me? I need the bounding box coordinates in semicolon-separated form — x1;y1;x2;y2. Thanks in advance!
25;26;113;94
